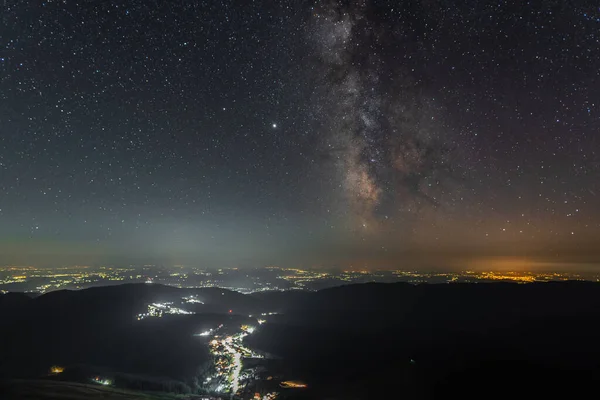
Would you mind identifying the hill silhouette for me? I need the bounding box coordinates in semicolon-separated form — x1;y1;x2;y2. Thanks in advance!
2;281;600;399
252;281;600;398
0;283;255;381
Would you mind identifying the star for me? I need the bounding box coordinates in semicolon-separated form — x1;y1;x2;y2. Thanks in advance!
0;0;596;270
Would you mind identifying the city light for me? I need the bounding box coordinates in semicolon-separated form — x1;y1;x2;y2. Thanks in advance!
92;376;112;386
136;302;195;320
280;381;307;388
0;265;589;295
182;294;204;304
203;323;265;395
49;365;64;374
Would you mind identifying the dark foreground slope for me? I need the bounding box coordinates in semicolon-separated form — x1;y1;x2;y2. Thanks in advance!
0;380;184;400
2;281;600;399
248;281;600;399
0;284;255;382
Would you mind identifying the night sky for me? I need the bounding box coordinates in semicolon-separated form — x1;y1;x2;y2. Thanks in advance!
1;1;599;269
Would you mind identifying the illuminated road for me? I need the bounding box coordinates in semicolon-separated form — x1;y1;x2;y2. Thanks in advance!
204;325;261;397
224;342;242;393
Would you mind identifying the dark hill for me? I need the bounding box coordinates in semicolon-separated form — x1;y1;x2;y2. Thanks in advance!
247;281;600;399
0;284;257;380
2;281;600;399
0;291;33;311
0;379;184;400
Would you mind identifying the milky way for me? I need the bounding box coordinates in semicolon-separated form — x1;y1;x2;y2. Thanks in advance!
310;2;455;230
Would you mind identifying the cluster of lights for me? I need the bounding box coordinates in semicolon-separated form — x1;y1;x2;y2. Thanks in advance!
277;269;331;288
203;324;263;395
183;295;204;304
464;271;571;283
0;266;132;293
254;393;279;400
136;302;194;320
92;376;112;386
241;325;256;334
49;365;64;374
279;381;307;389
2;265;590;296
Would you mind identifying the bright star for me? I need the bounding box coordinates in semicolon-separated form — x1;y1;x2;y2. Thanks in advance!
272;123;277;128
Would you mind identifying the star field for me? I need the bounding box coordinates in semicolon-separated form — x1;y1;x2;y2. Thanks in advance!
0;1;599;268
